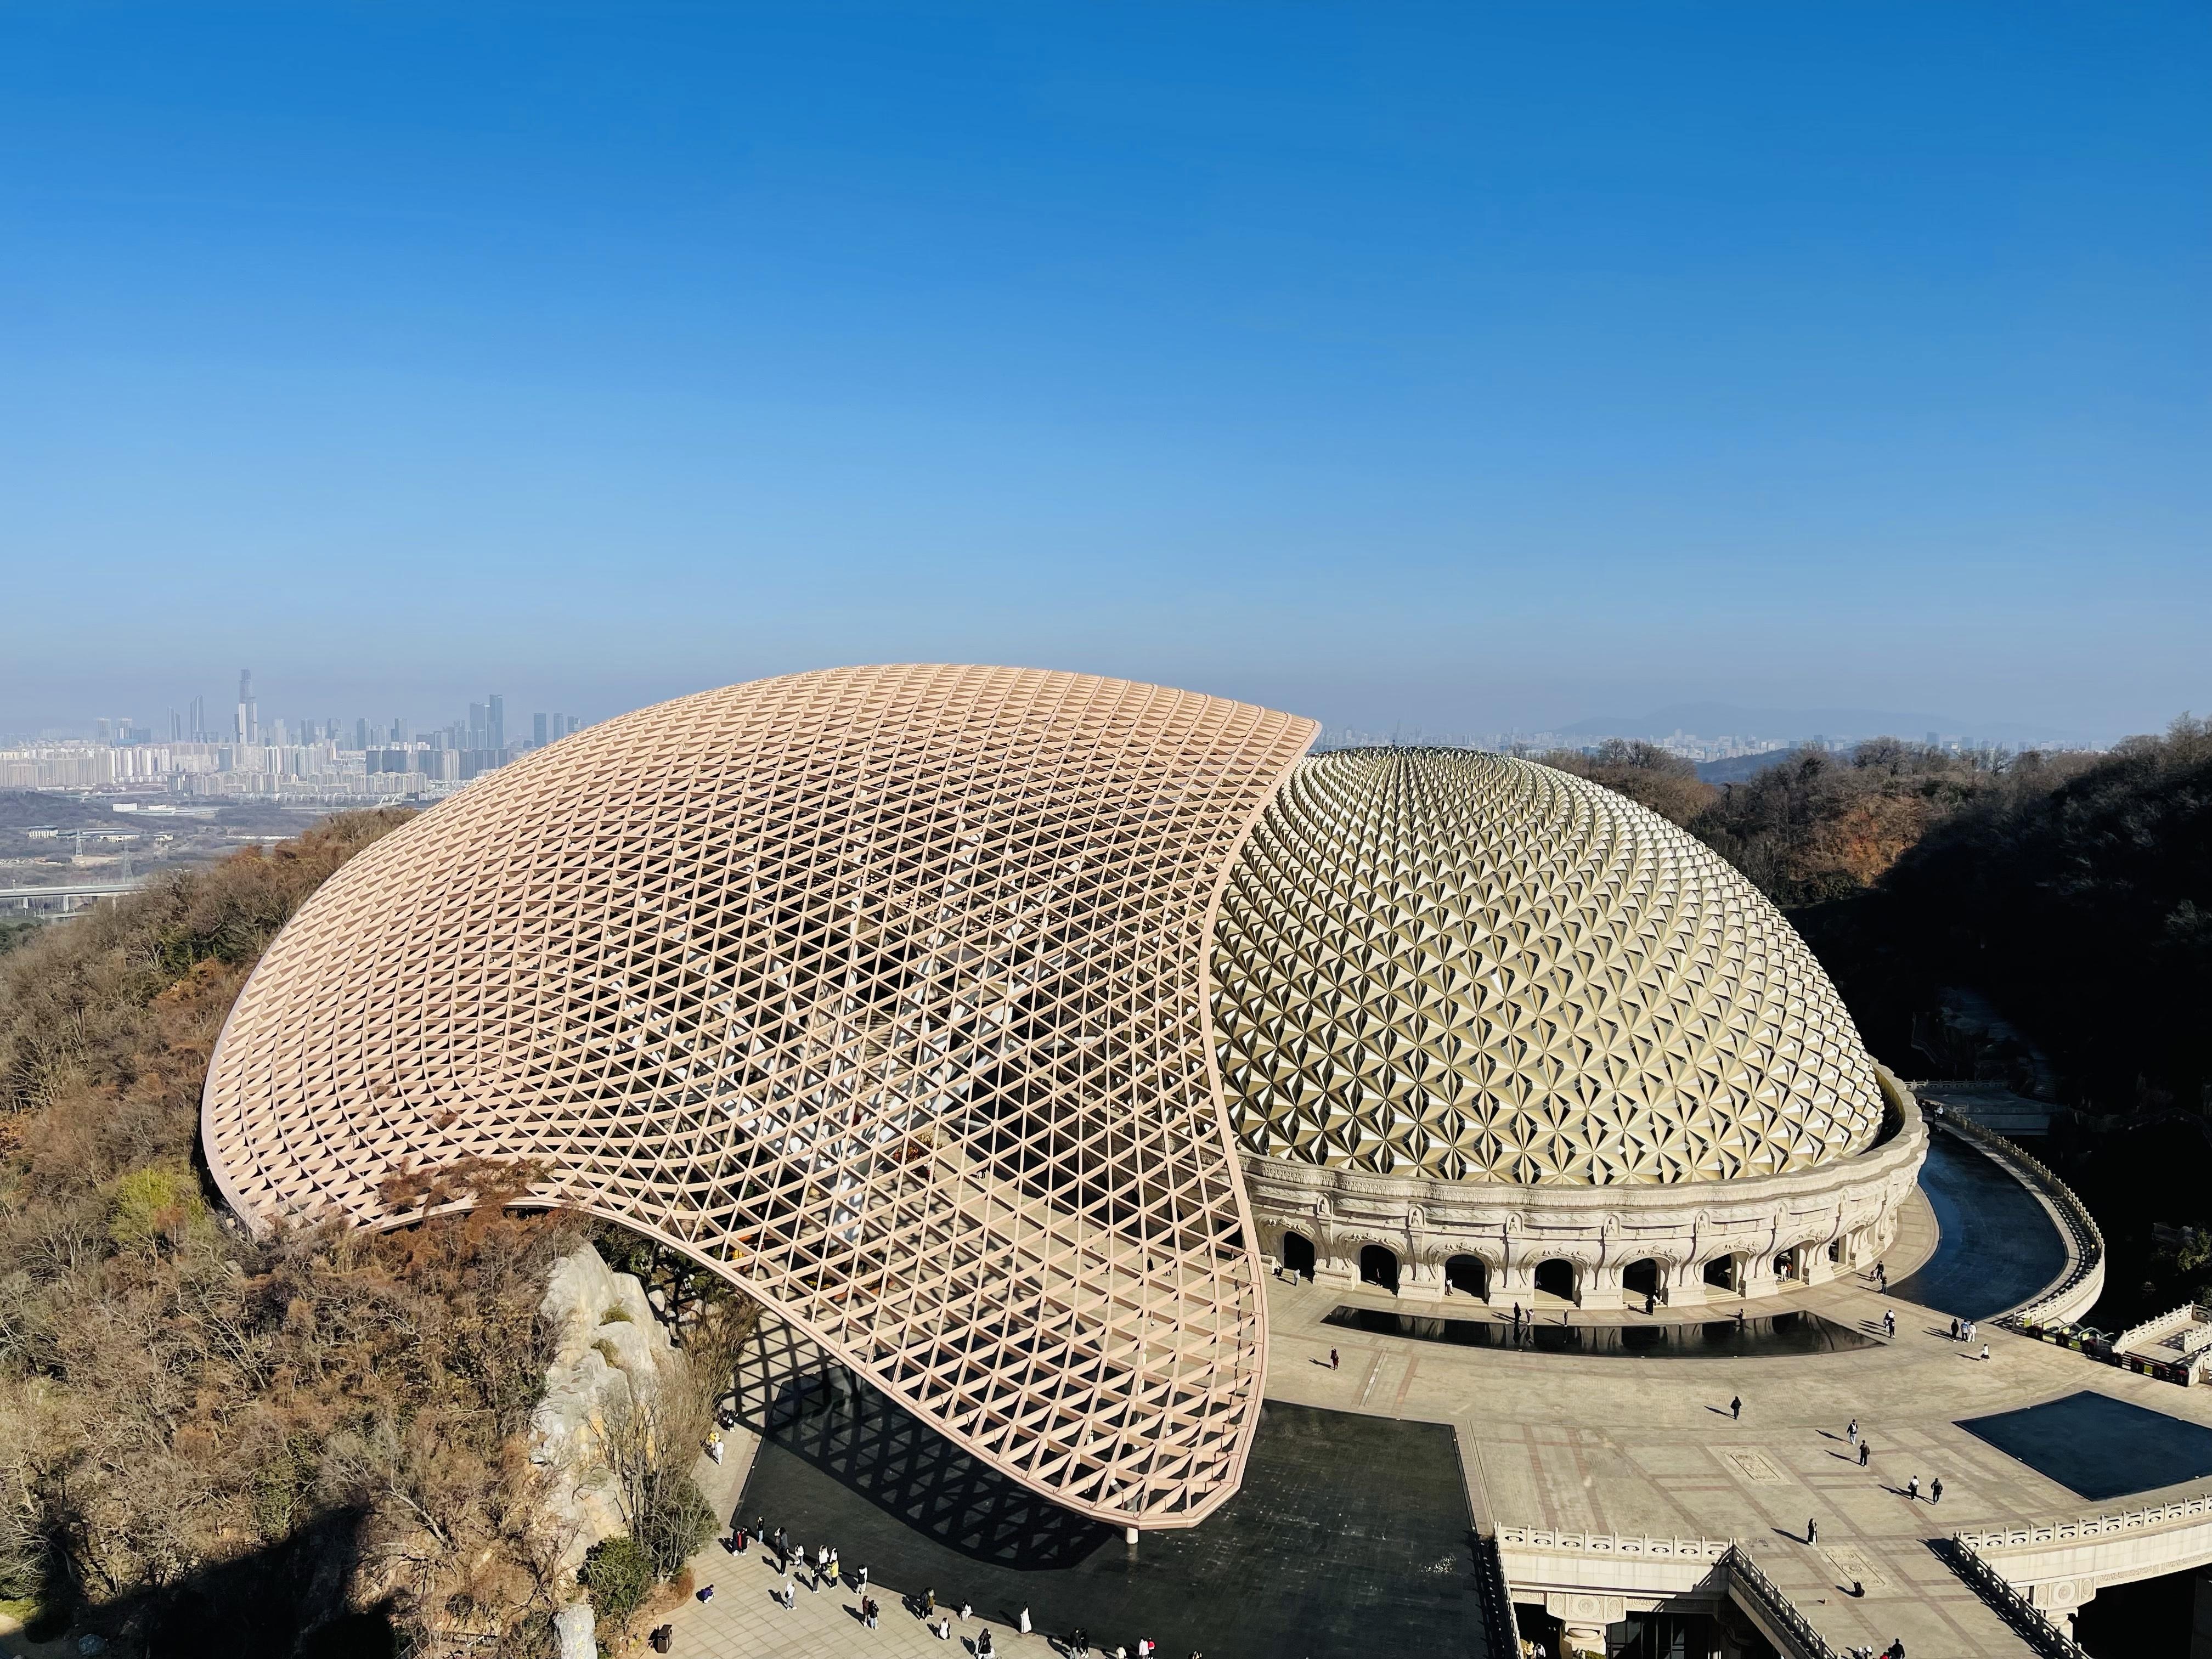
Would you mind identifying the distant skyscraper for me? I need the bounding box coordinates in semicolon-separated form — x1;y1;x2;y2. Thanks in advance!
567;715;580;737
488;694;505;754
190;695;206;741
353;718;369;751
390;718;403;744
468;702;485;751
236;670;257;745
533;712;548;748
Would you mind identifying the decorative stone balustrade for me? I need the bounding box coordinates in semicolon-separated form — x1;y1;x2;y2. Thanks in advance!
1497;1526;1732;1562
2115;1303;2212;1361
1957;1492;2212;1553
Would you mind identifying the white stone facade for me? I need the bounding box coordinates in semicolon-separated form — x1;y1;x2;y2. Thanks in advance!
1245;1068;1926;1308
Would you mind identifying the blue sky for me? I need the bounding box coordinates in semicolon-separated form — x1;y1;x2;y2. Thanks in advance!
5;3;2205;740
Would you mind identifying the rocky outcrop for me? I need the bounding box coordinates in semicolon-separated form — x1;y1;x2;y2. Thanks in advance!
531;1243;679;1576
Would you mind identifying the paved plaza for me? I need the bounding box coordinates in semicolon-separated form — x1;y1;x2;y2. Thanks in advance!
659;1135;2212;1658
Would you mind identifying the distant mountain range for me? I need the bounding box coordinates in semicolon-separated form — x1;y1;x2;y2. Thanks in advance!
1558;703;2095;747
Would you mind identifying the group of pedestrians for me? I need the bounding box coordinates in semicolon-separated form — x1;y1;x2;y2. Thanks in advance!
732;1512;1195;1657
731;1517;866;1611
1948;1314;1991;1361
1839;1415;1944;1502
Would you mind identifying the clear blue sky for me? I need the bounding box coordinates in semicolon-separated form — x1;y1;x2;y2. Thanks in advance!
5;3;2205;740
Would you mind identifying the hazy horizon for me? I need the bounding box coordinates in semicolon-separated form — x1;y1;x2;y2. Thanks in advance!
5;4;2205;740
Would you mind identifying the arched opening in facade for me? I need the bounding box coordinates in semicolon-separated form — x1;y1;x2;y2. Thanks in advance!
1704;1254;1741;1294
1827;1238;1847;1264
1445;1254;1488;1299
1773;1248;1801;1283
1533;1258;1577;1303
1622;1257;1661;1301
1358;1245;1400;1294
1282;1232;1316;1278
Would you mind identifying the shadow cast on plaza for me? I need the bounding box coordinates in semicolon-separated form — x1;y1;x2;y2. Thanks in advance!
725;1317;1117;1571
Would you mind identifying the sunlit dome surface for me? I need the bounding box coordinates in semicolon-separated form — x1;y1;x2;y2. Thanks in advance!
1212;748;1887;1185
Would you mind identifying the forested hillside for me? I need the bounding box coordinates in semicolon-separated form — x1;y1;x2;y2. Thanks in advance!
0;815;588;1656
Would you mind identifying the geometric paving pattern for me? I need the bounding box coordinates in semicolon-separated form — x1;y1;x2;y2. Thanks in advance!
201;664;1317;1528
1214;748;1884;1184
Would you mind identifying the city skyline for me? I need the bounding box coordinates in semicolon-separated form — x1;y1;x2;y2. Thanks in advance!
8;668;2116;754
4;4;2205;741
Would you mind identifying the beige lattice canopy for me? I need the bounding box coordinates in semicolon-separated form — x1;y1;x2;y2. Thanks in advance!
1212;748;1887;1184
204;676;1893;1527
202;665;1317;1529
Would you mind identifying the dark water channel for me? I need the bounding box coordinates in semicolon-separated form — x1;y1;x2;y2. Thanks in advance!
1321;1304;1878;1356
1886;1131;2069;1321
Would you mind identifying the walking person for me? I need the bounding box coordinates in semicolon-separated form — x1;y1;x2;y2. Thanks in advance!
979;1632;996;1659
1949;1317;1960;1340
1847;1418;1858;1447
1931;1476;1944;1504
825;1553;840;1589
1859;1440;1871;1467
959;1600;972;1623
1329;1347;1340;1370
1018;1607;1032;1637
1883;1308;1896;1338
856;1564;869;1592
864;1596;880;1630
1906;1474;1920;1501
1730;1394;1742;1421
923;1587;936;1618
1980;1342;1990;1362
1807;1517;1818;1545
779;1576;795;1610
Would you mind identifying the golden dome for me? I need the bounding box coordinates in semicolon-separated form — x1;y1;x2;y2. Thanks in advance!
1212;748;1886;1184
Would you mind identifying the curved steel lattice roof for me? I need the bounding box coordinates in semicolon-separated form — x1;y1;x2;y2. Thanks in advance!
202;665;1317;1528
1213;748;1886;1185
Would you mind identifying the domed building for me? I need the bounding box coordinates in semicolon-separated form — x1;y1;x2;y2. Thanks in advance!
1214;747;1925;1310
